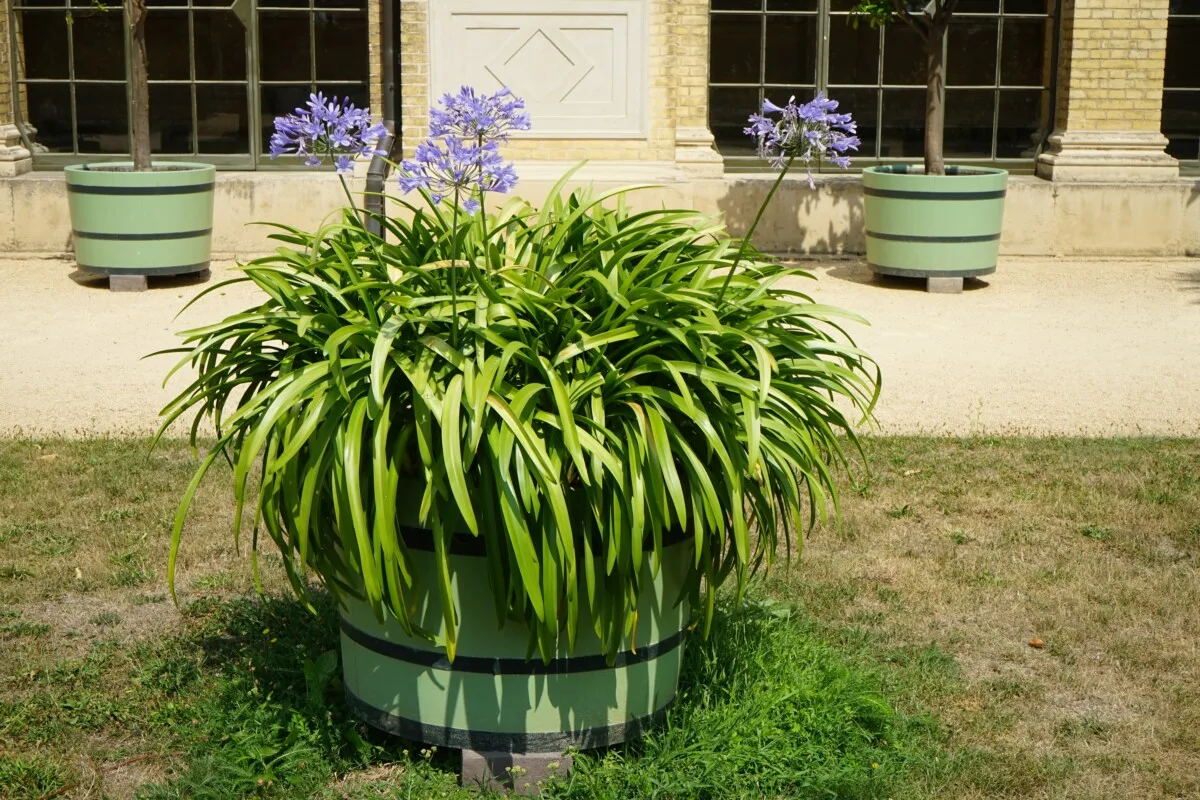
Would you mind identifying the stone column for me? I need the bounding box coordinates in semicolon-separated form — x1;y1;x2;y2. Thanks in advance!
1036;0;1178;181
671;0;723;177
0;0;33;177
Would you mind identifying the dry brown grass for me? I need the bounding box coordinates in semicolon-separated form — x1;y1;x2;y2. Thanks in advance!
1;436;1198;798
766;436;1200;799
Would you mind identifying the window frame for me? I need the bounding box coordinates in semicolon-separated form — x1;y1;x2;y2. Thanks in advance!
6;0;370;169
1164;0;1200;172
709;0;1062;174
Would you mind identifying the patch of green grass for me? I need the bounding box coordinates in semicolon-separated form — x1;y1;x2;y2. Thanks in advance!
1080;524;1114;541
949;530;973;545
0;754;68;798
94;507;137;524
885;503;916;519
0;620;51;639
89;611;122;628
0;565;34;581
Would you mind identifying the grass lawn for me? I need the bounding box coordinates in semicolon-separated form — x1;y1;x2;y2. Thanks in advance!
0;437;1197;799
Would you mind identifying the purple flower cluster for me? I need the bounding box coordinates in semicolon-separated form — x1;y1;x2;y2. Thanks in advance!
745;92;860;188
398;86;531;214
270;93;387;174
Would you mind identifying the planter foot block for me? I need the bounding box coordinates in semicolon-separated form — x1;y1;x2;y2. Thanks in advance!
926;276;964;294
461;749;572;796
109;275;149;292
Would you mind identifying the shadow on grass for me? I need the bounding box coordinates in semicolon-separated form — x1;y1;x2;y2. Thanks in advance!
119;591;967;799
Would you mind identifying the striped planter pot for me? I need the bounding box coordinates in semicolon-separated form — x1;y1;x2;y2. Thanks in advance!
65;162;215;277
340;525;692;753
863;165;1008;279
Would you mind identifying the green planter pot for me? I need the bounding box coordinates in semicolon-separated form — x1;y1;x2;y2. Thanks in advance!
863;165;1008;279
65;162;215;277
340;526;692;753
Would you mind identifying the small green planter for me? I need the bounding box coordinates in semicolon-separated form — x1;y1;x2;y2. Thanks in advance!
340;526;692;753
65;162;215;278
863;165;1007;280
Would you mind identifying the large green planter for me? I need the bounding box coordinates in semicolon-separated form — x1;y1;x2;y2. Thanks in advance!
340;526;692;753
863;165;1007;279
65;162;215;277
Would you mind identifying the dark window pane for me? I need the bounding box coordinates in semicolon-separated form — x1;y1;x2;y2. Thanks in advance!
947;19;998;86
710;86;760;154
72;9;126;80
710;14;762;83
1005;0;1053;13
316;0;365;9
882;25;925;86
259;11;311;81
712;0;762;9
261;83;311;153
767;0;817;9
25;83;73;152
827;87;879;158
1163;90;1200;160
830;0;861;10
198;84;250;153
1001;19;1052;86
1165;18;1200;89
944;89;995;158
957;0;1000;11
18;11;69;79
828;15;881;84
879;89;924;158
16;0;69;7
316;82;367;109
1168;0;1200;13
764;14;817;85
195;11;248;81
149;83;193;153
147;11;190;80
193;0;235;6
146;0;189;7
995;89;1049;158
76;83;128;153
315;11;367;81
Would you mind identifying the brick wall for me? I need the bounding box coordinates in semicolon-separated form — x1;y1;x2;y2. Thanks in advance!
1052;0;1171;132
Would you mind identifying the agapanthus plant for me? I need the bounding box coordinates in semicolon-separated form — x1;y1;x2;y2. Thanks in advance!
717;92;859;302
270;92;388;175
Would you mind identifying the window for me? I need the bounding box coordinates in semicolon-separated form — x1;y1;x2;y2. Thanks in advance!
709;0;1058;170
1164;0;1200;168
9;0;369;168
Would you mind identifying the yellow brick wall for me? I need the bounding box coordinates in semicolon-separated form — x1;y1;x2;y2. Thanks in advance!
397;0;708;162
1052;0;1171;132
368;0;383;119
0;0;11;127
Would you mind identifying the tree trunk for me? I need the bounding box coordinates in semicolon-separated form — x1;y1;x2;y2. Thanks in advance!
923;26;946;176
128;0;151;171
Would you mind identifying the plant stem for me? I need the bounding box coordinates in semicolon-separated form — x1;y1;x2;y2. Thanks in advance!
128;0;151;171
337;174;361;226
715;154;795;306
924;25;947;176
449;189;462;348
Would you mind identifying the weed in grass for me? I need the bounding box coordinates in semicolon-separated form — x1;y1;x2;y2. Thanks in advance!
90;611;122;627
0;565;34;581
0;620;51;639
29;530;76;558
949;530;973;545
1056;715;1114;743
0;754;68;797
108;549;152;588
94;507;137;524
1081;524;1114;541
885;504;916;519
192;571;234;592
132;592;168;606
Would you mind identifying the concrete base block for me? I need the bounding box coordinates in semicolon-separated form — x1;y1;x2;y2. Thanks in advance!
461;749;572;796
926;276;964;294
109;275;149;292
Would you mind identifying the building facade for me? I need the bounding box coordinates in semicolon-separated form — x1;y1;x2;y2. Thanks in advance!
0;0;1197;255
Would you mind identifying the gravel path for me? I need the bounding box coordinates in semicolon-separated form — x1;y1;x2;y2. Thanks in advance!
1;257;1197;437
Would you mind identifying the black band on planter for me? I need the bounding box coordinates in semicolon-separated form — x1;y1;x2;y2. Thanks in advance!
869;263;997;279
339;616;686;675
73;228;212;241
863;187;1007;201
66;182;216;195
76;262;211;277
344;687;675;752
397;523;692;556
865;231;1001;244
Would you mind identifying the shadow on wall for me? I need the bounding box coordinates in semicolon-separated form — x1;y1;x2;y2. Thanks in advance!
705;174;865;256
1186;177;1200;258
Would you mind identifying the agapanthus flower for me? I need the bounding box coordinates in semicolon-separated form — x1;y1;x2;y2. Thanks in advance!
428;86;532;145
397;136;518;214
398;87;527;214
745;92;860;188
270;92;388;175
